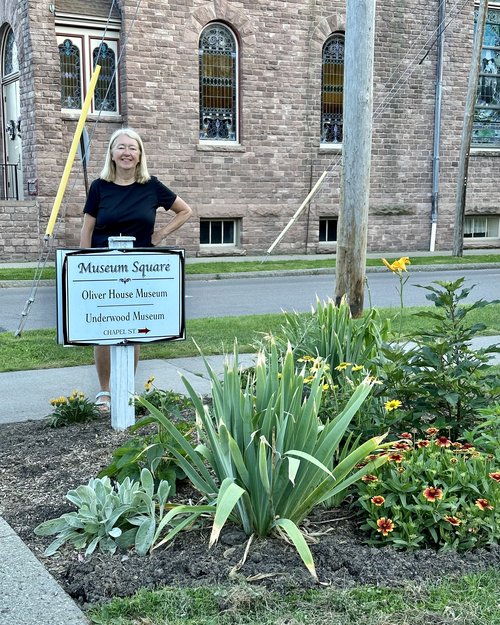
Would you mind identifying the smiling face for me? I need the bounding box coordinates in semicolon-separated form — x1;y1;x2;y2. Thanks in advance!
110;133;141;176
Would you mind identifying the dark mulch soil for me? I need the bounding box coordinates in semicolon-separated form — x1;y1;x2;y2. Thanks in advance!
1;414;500;609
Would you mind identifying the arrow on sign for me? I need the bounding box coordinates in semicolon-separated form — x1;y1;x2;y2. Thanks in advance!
138;328;150;334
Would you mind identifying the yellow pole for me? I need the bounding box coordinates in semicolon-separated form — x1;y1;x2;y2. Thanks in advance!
45;64;101;238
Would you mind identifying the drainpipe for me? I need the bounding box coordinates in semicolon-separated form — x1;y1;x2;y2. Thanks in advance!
430;0;446;251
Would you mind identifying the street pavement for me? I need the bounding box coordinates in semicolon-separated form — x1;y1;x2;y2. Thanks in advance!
2;251;500;625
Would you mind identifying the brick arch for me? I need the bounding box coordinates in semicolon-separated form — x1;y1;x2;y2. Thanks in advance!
310;14;346;52
184;0;255;46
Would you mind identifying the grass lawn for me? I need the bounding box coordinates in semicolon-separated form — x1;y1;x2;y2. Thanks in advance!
89;571;500;624
2;303;500;372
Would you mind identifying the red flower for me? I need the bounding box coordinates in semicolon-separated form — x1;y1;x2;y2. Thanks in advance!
475;498;493;511
489;472;500;483
444;515;461;526
423;486;443;502
426;427;439;436
416;439;430;448
435;436;451;448
376;517;395;536
371;496;385;506
362;474;379;483
462;443;475;450
388;453;405;463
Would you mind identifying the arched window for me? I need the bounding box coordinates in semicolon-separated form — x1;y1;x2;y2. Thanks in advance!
1;27;23;199
321;33;344;144
58;38;82;110
3;28;19;76
199;22;238;142
473;7;500;146
93;42;117;112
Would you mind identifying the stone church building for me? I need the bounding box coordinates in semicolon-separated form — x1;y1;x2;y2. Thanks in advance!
0;0;499;260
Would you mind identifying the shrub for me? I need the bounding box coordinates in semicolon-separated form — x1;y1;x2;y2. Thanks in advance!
355;430;500;550
376;278;500;438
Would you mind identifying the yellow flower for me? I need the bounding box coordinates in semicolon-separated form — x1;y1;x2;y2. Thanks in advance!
352;364;364;372
381;256;411;273
384;399;402;412
335;362;352;372
322;383;330;391
144;375;155;392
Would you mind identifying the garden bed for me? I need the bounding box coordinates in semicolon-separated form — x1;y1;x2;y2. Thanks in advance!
2;414;500;609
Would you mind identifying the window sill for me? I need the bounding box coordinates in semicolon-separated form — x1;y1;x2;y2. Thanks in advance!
197;246;246;257
197;143;245;152
319;143;342;153
61;111;123;122
470;147;500;156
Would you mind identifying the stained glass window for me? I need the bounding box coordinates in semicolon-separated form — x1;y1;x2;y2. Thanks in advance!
199;23;238;141
93;42;117;112
473;8;500;146
59;38;82;110
3;28;19;76
321;34;344;144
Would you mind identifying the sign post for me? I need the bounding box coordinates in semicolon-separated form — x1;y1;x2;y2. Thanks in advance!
56;242;185;431
108;237;136;430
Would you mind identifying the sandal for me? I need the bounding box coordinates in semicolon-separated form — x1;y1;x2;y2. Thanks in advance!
95;391;111;414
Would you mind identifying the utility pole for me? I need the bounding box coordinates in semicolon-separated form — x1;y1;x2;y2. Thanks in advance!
335;0;376;317
453;0;489;256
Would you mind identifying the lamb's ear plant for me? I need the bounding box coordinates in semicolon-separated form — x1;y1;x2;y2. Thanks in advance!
34;469;171;557
138;342;388;579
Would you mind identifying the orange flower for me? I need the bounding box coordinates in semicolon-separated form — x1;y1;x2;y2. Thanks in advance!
399;432;413;440
435;436;451;448
416;439;430;448
388;453;405;463
376;517;395;536
475;498;493;511
444;516;461;526
489;472;500;483
371;496;385;506
392;441;411;451
423;486;443;502
426;427;439;436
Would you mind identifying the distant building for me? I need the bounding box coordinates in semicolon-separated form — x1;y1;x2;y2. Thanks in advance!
0;0;499;260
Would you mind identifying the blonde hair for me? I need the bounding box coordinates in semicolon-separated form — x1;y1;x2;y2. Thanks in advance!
100;127;151;183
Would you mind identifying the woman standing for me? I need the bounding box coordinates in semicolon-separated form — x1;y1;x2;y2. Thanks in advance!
80;127;192;413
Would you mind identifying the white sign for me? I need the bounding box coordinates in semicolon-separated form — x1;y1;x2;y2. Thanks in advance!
57;248;185;345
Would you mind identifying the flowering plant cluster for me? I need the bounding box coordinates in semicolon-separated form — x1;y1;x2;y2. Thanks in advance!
134;376;192;417
356;428;500;550
47;390;100;427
